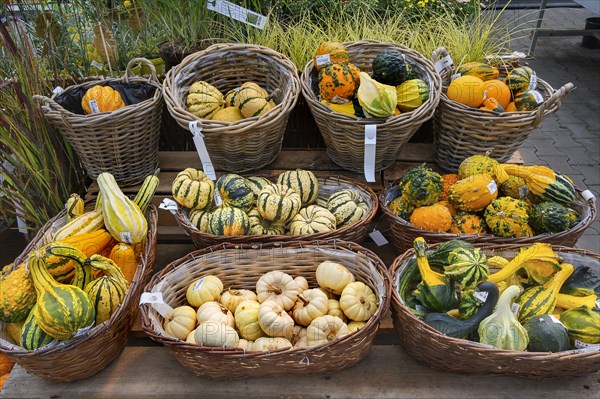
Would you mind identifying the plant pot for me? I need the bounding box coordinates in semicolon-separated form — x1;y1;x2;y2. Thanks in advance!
582;17;600;49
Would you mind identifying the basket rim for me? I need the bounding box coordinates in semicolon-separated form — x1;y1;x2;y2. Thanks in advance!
390;242;600;359
140;239;392;357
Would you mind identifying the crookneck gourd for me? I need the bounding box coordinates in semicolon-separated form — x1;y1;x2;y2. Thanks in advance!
486;243;562;285
44;243;94;290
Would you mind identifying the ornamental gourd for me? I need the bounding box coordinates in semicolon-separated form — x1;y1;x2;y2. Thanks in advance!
500;164;576;205
0;264;36;323
449;174;499;213
314;42;349;71
245;176;272;201
215;174;254;212
257;184;301;223
188;208;212;233
484;197;531;238
558;306;600;345
258;300;295;339
256;271;301;310
513;89;544;111
277;170;319;206
292;289;329;326
529;201;579;234
84;274;126;324
186;81;225;119
108;243;137;283
247;209;286;236
65;194;84;222
253;337;293;352
357;72;397;118
195;321;239;348
486;243;562;285
208;206;250;236
504;66;536;93
44;244;94;289
447;76;485;108
235;83;278;118
133;175;160;214
235;300;267;341
388;195;415;220
440;174;460;201
523;314;570;352
289;205;336;235
409;203;452;232
316;261;355;295
51;209;104;242
455;62;499;81
164;305;197;340
339;281;377;322
327;189;368;227
372;49;408;86
444;247;490;290
326;299;347;322
449;213;486;235
219;288;257;314
81;85;125;114
396;79;429;112
318;62;357;102
306;315;350;346
196;301;235;329
172;168;215;210
457;154;499;179
399;166;444;208
186;275;223;308
20;309;54;350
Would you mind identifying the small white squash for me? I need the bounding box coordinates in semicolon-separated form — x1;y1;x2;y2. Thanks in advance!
294;276;309;292
163;305;197;340
186;328;198;344
253;337;293;352
194;321;239;348
186;275;223;307
347;321;367;333
234;300;266;341
340;281;378;322
318;287;337;299
196;301;235;328
258;300;295;339
237;338;254;351
256;271;302;310
220;288;257;313
316;261;355;295
306;315;350;346
291;289;329;326
326;299;347;322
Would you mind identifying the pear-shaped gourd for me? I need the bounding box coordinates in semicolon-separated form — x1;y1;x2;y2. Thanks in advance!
83;255;129;324
357;72;397;118
44;244;94;290
28;251;95;341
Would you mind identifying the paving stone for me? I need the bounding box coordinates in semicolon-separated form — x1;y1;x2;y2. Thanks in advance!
564;123;598;139
540;155;581;175
576;234;600;253
560;147;598;166
564;173;587;188
545;131;580;148
572;166;600;186
528;138;565;156
516;147;546;165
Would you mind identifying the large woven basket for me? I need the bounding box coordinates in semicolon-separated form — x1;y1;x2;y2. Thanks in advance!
431;48;575;172
163;43;300;172
381;181;597;253
301;40;442;173
140;240;391;379
0;203;158;382
33;58;163;186
175;175;379;248
390;243;600;378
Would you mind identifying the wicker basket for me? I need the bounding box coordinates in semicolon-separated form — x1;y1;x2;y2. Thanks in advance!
33;58;163;186
431;47;575;172
163;43;300;172
0;203;158;382
381;180;597;253
140;240;391;379
175;175;379;248
301;40;442;173
390;243;600;377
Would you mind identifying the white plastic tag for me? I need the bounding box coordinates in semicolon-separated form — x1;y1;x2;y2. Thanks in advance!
487;180;497;195
451;73;461;81
12;199;28;235
434;54;453;73
582;190;595;202
574;340;600;349
214;190;223;206
193;277;206;291
299;356;310;367
415;305;427;313
529;74;537;90
189;121;216;180
207;0;267;29
90;60;104;69
139;292;174;319
549;315;565;327
511;302;520;316
369;229;388;246
52;86;64;95
119;232;132;244
88;99;100;114
473;291;489;303
364;125;377;183
596;299;600;309
159;198;190;236
518;185;529;199
532;90;544;104
483;89;487;101
315;54;331;67
74;323;95;337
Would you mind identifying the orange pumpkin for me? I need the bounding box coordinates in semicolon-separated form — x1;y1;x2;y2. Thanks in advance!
314;41;349;71
440;174;459;201
81;85;126;114
449;213;486;234
318;62;357;102
409;203;452;232
505;102;517;112
479;97;504;112
109;242;138;283
482;79;511;108
437;200;457;216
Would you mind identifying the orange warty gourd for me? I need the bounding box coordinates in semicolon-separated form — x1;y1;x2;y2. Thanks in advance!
479;98;504;112
505;102;517;112
482;79;511;108
409;203;452;232
318;62;357;102
447;76;485;108
81;85;125;114
437;200;457;216
449;213;487;234
440;174;459;201
314;42;349;71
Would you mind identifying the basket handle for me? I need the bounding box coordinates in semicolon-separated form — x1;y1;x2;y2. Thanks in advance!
32;94;67;113
532;82;575;127
125;57;159;83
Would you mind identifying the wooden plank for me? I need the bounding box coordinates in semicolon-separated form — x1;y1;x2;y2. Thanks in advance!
3;346;597;399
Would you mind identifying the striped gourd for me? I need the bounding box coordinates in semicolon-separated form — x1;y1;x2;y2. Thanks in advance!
246;176;272;200
247;208;286;236
277;170;319;206
58;229;113;257
52;209;104;241
85;254;129;291
455;62;499;81
65;194;84;222
186;81;224;119
208;206;250;236
42;243;95;287
20;309;54;350
84;276;126;324
513;89;544;111
188;208;212;233
97;172;148;244
504;66;536;93
28;250;95;341
133;175;160;214
216;174;255;212
327;189;368;227
500;165;576;205
257;184;302;223
0;264;36;323
172;168;214;210
224;87;240;107
517;263;574;323
289;205;336;235
559;307;600;345
109;243;138;283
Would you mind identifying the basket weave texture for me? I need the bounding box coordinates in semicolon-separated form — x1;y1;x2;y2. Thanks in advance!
33;58;163;186
176;175;379;248
390;243;600;378
0;204;158;382
380;181;597;253
431;47;575;172
140;240;391;379
163;43;300;173
301;40;442;173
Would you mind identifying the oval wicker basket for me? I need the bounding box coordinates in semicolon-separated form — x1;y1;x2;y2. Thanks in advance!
431;47;575;172
380;180;597;253
390;243;600;377
33;58;163;186
175;175;379;248
300;40;442;173
163;43;300;173
0;203;158;382
140;240;391;379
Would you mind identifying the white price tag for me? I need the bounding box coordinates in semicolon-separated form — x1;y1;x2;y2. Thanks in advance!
214;190;223;207
415;305;427;313
473;291;489;304
574;340;600;349
159;198;179;213
139;292;174;319
189;121;216;181
315;54;331;67
532;90;544;104
549;315;565;327
90;60;104;69
511;302;520;316
451;73;461;81
581;190;595;202
193;277;206;291
52;86;64;95
529;74;537;90
119;232;132;244
434;54;453;73
487;180;497;195
88;99;100;114
369;229;388;246
364;125;377;183
207;0;267;29
483;89;487;101
596;299;600;309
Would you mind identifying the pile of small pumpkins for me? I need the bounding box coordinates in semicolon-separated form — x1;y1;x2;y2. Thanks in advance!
387;154;581;237
163;261;378;351
186;80;277;122
313;41;429;118
447;62;544;112
172;169;369;236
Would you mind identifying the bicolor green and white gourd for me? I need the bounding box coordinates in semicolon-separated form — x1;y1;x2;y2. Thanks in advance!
443;247;489;290
247;208;286;236
20;308;54;350
188;207;212;233
245;176;272;201
277;170;319;206
209;206;250;236
257;184;301;223
289;205;336;235
327;189;368;227
216;174;255;212
172;168;215;210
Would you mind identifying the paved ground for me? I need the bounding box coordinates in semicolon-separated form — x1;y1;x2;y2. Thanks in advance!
498;6;600;252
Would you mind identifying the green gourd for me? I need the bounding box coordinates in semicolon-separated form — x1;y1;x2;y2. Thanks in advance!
560;264;600;297
20;308;54;350
398;166;444;208
444;247;489;290
523;314;570;352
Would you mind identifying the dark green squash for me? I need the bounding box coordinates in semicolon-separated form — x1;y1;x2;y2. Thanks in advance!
398;166;444;208
372;49;408;86
560;264;600;297
523;314;570;352
529;201;579;234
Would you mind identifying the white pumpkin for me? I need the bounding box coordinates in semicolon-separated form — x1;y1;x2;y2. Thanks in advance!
316;261;355;295
186;275;223;307
326;299;347;322
237;338;254;351
256;271;302;310
253;337;293;352
347;321;367;333
291;289;329;326
196;301;235;328
163;305;197;340
306;315;350;346
194;321;239;348
294;276;309;292
340;281;378;322
290;325;307;347
258;300;295;339
220;288;257;313
186;328;198;344
234;300;266;341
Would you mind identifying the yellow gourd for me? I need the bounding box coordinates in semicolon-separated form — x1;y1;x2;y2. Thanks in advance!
315;261;355;295
164;305;197;340
186;275;223;308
